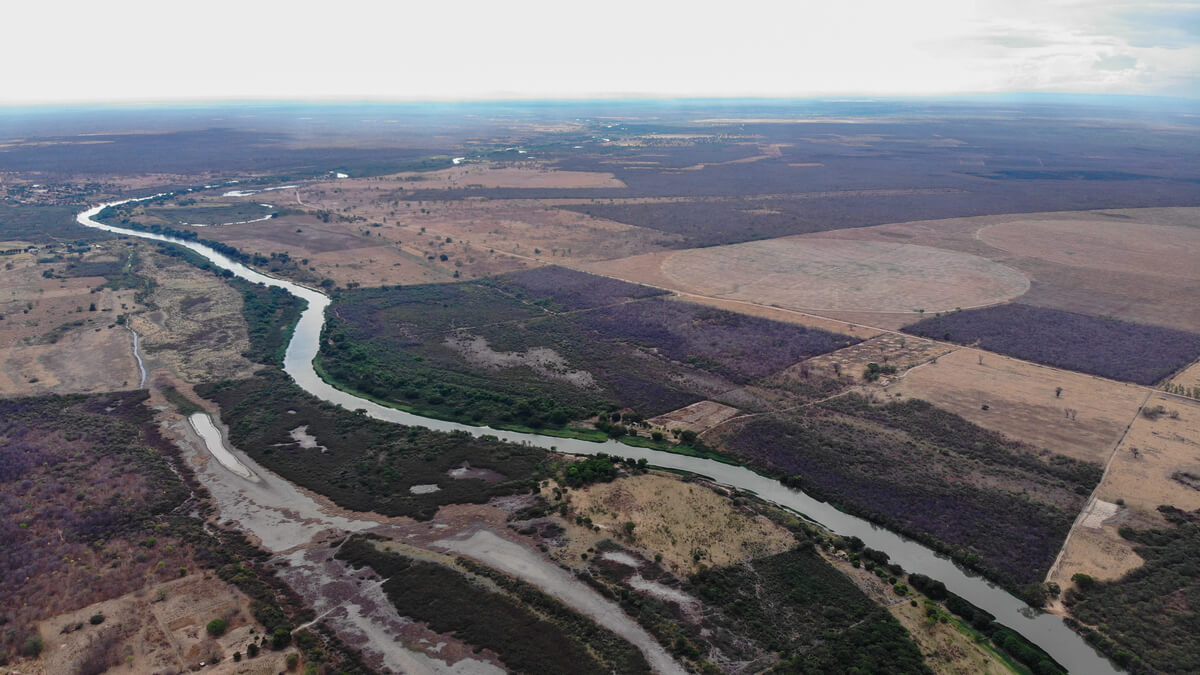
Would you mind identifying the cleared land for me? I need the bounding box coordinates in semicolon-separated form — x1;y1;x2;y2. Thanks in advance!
1050;395;1200;600
715;395;1103;589
562;473;794;575
0;246;142;395
385;162;627;189
813;208;1200;333
592;237;1028;316
800;333;954;384
646;400;741;435
130;244;260;383
889;348;1147;463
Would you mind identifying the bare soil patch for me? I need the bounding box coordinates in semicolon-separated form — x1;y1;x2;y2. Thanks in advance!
593;237;1027;320
889;601;1013;675
385;163;627;189
35;574;294;675
130;245;259;383
977;218;1200;281
1050;396;1200;591
800;333;953;383
646;400;740;434
563;473;794;576
813;207;1200;332
888;348;1146;463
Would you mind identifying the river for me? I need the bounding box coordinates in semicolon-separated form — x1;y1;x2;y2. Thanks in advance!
77;199;1120;674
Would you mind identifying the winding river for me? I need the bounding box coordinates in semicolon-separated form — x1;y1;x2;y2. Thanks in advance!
77;199;1120;674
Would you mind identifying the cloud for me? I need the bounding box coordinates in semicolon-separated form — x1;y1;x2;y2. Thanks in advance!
1094;54;1138;70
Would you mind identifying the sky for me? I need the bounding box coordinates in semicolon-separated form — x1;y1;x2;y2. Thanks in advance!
3;0;1198;104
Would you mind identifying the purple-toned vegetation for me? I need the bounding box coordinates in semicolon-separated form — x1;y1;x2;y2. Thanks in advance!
719;397;1098;588
484;266;668;310
903;304;1200;385
578;298;859;383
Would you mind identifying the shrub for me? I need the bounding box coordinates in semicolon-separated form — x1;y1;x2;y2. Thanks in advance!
89;613;105;625
205;618;229;637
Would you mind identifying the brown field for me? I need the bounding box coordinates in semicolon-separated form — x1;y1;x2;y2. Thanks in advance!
888;348;1147;463
889;601;1013;675
1049;395;1200;590
977;218;1200;281
800;333;954;383
590;237;1028;320
129;244;260;383
384;162;627;189
33;574;295;675
812;207;1200;332
560;473;795;575
1167;359;1200;396
193;182;679;287
0;325;139;395
646;400;741;434
1099;395;1200;514
0;249;142;395
668;293;884;338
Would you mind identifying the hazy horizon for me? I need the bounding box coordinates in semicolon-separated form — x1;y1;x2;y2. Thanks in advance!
5;0;1198;105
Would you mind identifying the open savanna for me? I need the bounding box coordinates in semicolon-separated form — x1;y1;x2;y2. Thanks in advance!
888;347;1147;463
811;207;1200;333
1050;395;1200;598
0;245;142;395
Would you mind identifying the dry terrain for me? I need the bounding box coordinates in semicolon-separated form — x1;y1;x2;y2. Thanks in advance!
0;248;141;395
889;601;1014;675
799;333;954;383
646;400;741;435
888;348;1148;463
558;473;795;575
384;162;627;189
587;237;1028;323
130;245;259;383
1049;395;1200;589
811;207;1200;333
33;574;295;675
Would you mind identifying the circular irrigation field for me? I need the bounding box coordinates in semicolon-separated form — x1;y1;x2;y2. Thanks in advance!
660;238;1029;313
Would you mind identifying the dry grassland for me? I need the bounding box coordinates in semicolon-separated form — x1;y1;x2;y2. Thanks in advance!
889;601;1014;675
1050;395;1200;588
130;246;258;383
0;251;141;395
385;163;627;189
800;333;954;383
562;473;794;575
646;400;741;434
812;207;1200;332
1099;395;1200;514
33;574;294;675
888;348;1147;463
590;237;1028;322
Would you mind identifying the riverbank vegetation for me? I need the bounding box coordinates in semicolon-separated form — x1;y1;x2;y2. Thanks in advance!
1065;506;1200;674
319;266;858;429
195;369;547;519
336;535;651;674
716;395;1101;590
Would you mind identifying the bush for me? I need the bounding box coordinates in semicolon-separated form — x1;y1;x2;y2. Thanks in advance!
286;652;300;670
206;618;229;637
89;613;105;625
19;636;43;658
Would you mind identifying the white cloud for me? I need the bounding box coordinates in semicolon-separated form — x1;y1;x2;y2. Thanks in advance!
1;0;1196;103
